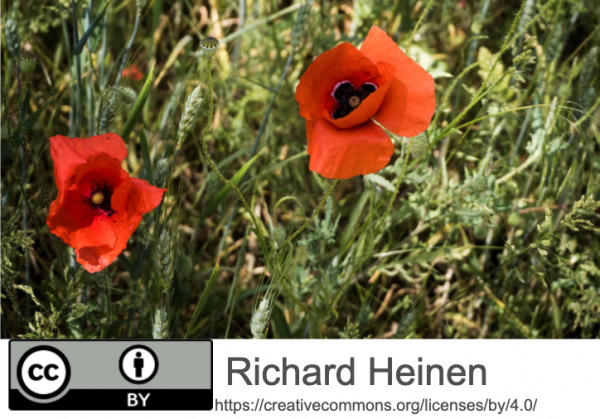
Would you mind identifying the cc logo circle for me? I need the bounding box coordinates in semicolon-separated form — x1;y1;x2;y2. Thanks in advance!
17;346;71;399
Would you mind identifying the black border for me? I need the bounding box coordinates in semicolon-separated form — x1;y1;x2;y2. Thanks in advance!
118;344;159;384
9;339;213;411
16;345;71;400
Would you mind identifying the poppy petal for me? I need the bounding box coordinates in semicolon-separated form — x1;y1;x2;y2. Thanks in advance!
47;188;118;250
46;188;95;242
126;178;167;216
308;119;394;179
360;26;435;137
50;133;128;196
295;43;381;121
75;212;143;273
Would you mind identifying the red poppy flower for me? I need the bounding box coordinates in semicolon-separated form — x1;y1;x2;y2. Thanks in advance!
295;26;435;179
46;133;166;273
121;64;144;82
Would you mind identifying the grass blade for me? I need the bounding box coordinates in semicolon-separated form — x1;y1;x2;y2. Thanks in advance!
73;0;111;55
121;63;154;140
271;304;292;338
185;258;220;338
200;151;262;219
139;126;153;184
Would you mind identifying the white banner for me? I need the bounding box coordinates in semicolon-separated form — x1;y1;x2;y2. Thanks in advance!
1;340;598;417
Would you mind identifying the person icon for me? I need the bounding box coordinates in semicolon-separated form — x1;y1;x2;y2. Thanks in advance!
133;352;144;378
120;345;158;384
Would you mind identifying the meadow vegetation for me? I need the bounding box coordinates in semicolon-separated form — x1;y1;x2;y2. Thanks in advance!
1;0;599;339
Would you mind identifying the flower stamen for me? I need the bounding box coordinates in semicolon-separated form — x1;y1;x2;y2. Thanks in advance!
87;182;116;217
91;192;104;205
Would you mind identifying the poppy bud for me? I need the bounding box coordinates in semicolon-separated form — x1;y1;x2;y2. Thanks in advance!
472;175;488;193
98;88;121;133
20;51;37;75
200;37;219;59
117;86;138;104
405;133;428;159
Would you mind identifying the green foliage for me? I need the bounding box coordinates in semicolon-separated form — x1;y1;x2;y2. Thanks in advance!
2;0;599;340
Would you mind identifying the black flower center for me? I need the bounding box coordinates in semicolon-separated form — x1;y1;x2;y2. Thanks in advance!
331;81;377;119
87;182;115;216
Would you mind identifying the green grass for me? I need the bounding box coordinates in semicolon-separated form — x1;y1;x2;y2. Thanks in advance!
1;0;599;340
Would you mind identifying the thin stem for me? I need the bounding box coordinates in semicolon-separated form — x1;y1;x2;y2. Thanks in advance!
101;269;111;338
405;0;434;54
200;59;269;252
375;136;414;235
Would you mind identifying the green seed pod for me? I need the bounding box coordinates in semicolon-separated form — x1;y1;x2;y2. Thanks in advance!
153;158;170;187
507;212;523;227
472;175;488;193
20;51;37;75
176;254;193;277
200;37;219;59
405;133;428;159
474;224;487;239
153;230;174;291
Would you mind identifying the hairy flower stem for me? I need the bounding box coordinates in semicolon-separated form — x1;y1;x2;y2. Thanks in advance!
278;179;339;252
405;0;434;54
101;269;111;338
375;137;414;235
200;59;269;251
